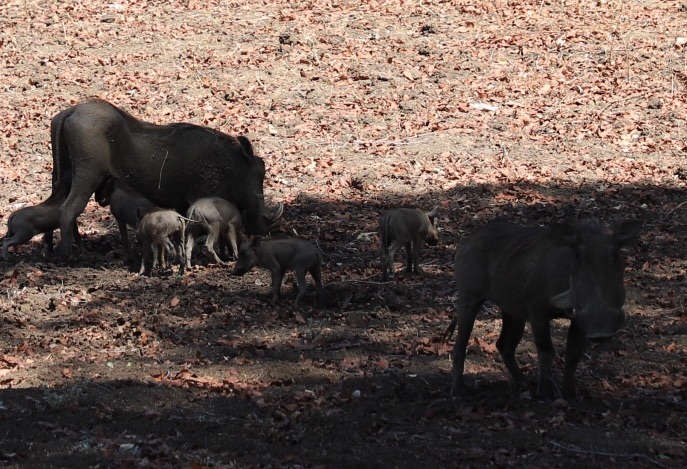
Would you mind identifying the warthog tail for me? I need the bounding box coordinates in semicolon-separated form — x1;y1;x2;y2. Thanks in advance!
442;316;458;343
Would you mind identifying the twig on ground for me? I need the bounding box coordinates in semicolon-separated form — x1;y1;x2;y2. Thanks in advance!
321;341;368;351
306;131;437;148
663;201;687;220
332;279;386;285
595;89;659;118
549;440;670;469
620;396;687;410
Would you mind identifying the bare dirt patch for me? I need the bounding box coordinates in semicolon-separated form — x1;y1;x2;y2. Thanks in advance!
1;0;686;467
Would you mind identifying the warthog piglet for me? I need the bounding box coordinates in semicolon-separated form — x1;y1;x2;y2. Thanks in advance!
379;206;439;281
95;177;155;253
185;197;245;268
136;208;187;276
2;187;80;258
232;237;324;306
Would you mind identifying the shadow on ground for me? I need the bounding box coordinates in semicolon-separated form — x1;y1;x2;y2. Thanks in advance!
1;179;686;467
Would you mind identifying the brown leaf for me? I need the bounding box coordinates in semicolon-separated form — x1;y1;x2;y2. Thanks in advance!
374;358;390;372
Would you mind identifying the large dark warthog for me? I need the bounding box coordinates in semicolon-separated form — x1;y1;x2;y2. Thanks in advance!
379;206;439;281
50;99;282;256
445;220;642;400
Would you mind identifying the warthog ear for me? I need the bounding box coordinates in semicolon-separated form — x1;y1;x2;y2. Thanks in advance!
237;135;254;158
427;206;439;218
613;220;642;247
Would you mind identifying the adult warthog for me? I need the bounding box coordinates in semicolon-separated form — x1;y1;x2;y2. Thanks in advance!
445;220;642;400
50;99;282;256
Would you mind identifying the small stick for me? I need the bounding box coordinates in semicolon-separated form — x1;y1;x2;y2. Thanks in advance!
549;440;670;469
663;201;687;220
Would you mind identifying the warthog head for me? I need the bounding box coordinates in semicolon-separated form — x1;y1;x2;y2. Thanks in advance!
549;220;642;340
94;177;118;207
232;237;261;276
425;206;440;246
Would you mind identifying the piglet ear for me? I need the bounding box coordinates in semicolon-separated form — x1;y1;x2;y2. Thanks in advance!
252;236;262;248
427;206;439;218
613;220;642;247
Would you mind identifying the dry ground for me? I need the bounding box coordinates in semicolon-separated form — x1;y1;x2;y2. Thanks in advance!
0;0;686;467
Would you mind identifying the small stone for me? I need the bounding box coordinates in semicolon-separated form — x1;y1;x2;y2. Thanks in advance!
647;97;662;109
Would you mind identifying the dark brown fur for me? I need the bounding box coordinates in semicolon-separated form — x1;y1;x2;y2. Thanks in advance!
95;177;155;254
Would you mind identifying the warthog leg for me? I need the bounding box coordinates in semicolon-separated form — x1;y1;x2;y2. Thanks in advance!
531;317;557;400
203;223;223;264
562;322;586;400
270;269;284;304
310;263;324;307
450;298;484;397
411;238;426;274
496;314;527;394
225;225;240;260
404;241;413;273
382;239;405;281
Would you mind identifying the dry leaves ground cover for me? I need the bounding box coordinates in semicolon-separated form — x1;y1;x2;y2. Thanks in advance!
0;0;686;467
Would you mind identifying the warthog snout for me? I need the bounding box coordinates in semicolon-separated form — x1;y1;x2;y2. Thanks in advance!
551;285;625;340
576;306;625;341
